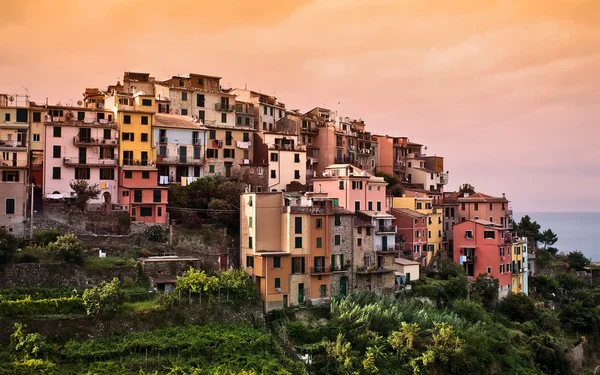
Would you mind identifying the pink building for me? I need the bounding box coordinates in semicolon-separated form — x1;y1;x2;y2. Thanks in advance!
43;106;119;206
312;164;388;212
118;167;168;224
453;219;513;298
391;208;427;259
458;192;510;227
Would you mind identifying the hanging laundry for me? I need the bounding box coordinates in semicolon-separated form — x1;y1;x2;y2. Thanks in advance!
212;140;219;148
236;141;251;149
159;175;169;184
181;177;187;187
217;140;223;148
106;181;110;188
100;181;106;189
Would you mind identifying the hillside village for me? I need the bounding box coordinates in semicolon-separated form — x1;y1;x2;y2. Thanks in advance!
1;71;597;374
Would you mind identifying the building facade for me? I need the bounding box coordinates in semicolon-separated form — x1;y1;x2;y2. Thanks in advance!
391;208;428;260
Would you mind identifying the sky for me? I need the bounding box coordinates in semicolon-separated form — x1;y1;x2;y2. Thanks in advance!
1;0;599;212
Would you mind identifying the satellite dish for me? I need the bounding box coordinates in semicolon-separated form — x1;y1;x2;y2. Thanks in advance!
77;100;83;106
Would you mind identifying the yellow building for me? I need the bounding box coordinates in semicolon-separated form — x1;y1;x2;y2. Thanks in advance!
205;124;254;178
511;239;526;294
391;196;443;266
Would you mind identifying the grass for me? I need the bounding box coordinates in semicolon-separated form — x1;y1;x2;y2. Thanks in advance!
83;257;136;269
123;299;164;313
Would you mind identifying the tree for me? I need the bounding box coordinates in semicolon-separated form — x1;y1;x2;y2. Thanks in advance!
458;183;475;195
535;249;554;269
375;171;402;196
540;229;558;250
516;215;542;244
82;278;126;319
566;250;590;271
33;228;63;246
45;234;85;264
0;229;18;265
470;274;499;308
70;180;101;211
531;274;559;297
498;293;538;322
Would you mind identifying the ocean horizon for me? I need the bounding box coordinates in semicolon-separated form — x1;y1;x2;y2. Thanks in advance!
514;212;600;261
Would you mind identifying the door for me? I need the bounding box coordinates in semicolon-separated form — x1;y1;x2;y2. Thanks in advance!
340;277;347;297
225;162;232;177
78;147;86;164
298;283;304;305
141;151;148;166
159;129;167;143
179;146;187;163
382;236;388;251
219;255;227;270
282;295;288;309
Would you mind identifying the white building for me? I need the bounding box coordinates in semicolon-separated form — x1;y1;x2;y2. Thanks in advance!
264;133;306;191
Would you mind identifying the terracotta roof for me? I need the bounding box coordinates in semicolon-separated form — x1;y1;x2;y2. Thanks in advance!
458;192;508;202
357;210;395;219
354;216;373;227
155;114;207;130
391;208;426;218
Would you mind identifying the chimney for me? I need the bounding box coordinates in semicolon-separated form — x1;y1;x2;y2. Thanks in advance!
502;193;506;199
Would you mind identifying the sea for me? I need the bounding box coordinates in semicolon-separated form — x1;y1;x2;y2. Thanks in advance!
514;212;600;261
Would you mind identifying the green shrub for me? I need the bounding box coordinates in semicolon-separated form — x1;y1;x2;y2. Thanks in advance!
144;225;168;243
450;300;490;323
498;293;538;323
0;228;18;266
33;228;64;246
0;296;84;316
46;234;85;265
82;278;126;319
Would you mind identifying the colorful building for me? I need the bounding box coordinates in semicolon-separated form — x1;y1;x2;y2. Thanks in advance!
43;105;118;207
154;114;207;185
261;132;306;191
511;237;528;294
457;192;510;227
312;164;388;212
0;94;30;234
391;208;428;259
453;219;513;298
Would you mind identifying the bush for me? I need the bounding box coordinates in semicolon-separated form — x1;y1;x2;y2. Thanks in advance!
82;278;126;319
10;323;54;361
555;273;586;291
33;228;64;246
531;274;559;297
0;297;84;316
144;225;168;243
0;229;18;266
498;293;538;323
450;300;490;323
46;234;84;265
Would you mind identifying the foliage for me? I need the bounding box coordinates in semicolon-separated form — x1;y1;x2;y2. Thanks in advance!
540;229;558;249
83;256;136;269
144;225;168;243
469;274;499;308
375;172;401;196
458;183;475;194
450;300;490;323
0;287;73;302
0;296;84;316
175;268;257;301
555;272;586;291
516;215;542;243
0;228;18;266
45;233;85;265
535;249;555;269
9;323;54;361
531;274;559;297
116;212;131;235
70;180;102;211
566;250;590;271
436;258;466;280
498;293;538;323
33;228;64;246
82;278;126;319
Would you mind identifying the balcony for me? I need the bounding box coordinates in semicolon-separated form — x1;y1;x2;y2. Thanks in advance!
63;157;117;167
156;155;205;165
215;103;235;112
393;161;405;171
0;140;27;150
45;116;117;128
440;172;449;185
158;136;168;144
358;148;371;156
269;143;305;151
330;264;351;272
356;265;393;274
234;106;255;115
192;138;202;145
122;159;156;167
375;245;398;253
73;136;118;147
376;226;397;234
301;127;319;135
0;159;28;169
310;266;332;275
464;255;476;263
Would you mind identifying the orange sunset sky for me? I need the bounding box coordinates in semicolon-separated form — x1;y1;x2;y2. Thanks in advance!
1;0;598;212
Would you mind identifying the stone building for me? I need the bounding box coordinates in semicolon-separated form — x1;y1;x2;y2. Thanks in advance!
329;208;354;297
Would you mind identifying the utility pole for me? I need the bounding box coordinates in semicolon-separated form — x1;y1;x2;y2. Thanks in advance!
30;183;35;239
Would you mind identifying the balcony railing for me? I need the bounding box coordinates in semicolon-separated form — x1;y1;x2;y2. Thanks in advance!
311;266;332;275
192;138;202;145
45;116;117;128
215;103;235;111
158;136;168;144
356;265;392;274
0;140;27;149
63;157;117;166
440;172;449;185
376;226;397;234
156;155;205;165
330;264;351;272
0;159;28;168
122;159;156;167
73;136;118;146
375;245;397;252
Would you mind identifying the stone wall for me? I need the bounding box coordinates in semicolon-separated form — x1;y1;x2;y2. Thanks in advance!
0;263;137;289
330;214;353;297
0;300;263;343
38;202;136;235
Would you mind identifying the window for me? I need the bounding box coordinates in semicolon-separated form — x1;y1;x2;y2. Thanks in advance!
334;235;341;245
474;203;479;211
153;190;161;203
500;247;505;256
209;165;215;173
376;201;381;211
99;168;114;180
124;171;133;179
122;132;134;141
438;230;441;237
489;217;493;223
158;207;162;217
316;218;322;229
316;237;323;248
368;202;373;210
33;134;40;142
270;107;274;116
243;132;249;142
141;116;149;125
270;170;276;178
339;181;344;190
236;116;242;125
141;133;148;142
319;284;327;298
53;127;61;137
209;130;216;140
140;207;153;217
292;257;305;274
32;112;41;122
122;191;129;197
295;217;302;234
181;92;188;101
357;227;362;234
465;230;473;239
142;99;152;106
206;149;218;158
487;266;492;274
500;264;505;274
223;149;235;158
221;113;227;123
484;231;495;239
295;237;302;248
134;190;142;203
354;201;360;211
334;215;341;226
245;117;250;125
294;170;300;179
5;198;15;214
273;277;281;289
414;230;419;238
181;109;188;116
507;263;511;273
273;256;281;268
74;168;90;179
246;256;254;267
52;145;61;158
196;94;205;107
225;131;232;145
366;228;371;236
294;153;300;163
4;113;9;121
103;129;111;139
263;106;267;115
416;202;422;209
270;153;279;162
123;115;131;124
51;167;61;180
357;238;362;246
428;231;431;239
